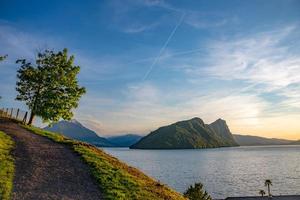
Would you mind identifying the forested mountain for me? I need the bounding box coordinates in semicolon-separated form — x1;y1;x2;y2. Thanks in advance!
131;117;238;149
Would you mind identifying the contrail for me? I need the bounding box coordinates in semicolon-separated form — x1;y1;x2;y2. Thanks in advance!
128;48;206;65
142;12;186;81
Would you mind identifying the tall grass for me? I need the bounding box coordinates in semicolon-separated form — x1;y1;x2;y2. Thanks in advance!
0;131;15;200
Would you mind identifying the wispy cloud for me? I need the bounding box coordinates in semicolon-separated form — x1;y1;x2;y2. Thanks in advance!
202;25;300;89
184;11;238;29
108;0;236;34
107;0;167;34
122;22;159;33
0;22;62;60
77;81;269;135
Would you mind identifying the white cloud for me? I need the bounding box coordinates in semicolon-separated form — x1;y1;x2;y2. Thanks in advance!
0;22;62;60
78;22;300;136
108;0;236;34
277;84;300;109
203;25;300;89
184;12;238;29
79;82;268;136
122;22;159;34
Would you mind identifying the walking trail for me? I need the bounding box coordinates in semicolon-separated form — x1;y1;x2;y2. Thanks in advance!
0;118;103;200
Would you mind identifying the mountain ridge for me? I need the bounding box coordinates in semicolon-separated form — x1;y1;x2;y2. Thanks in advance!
233;134;297;146
44;120;113;147
130;117;238;149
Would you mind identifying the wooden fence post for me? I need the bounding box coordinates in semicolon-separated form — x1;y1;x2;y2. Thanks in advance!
23;112;28;124
16;108;20;120
10;108;13;118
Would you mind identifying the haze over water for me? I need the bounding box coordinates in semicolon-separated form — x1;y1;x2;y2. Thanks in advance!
104;145;300;199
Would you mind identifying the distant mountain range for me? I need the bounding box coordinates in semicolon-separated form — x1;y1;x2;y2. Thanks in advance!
130;117;239;149
233;134;294;146
106;134;142;147
233;135;294;146
44;119;299;148
289;140;300;145
44;120;114;147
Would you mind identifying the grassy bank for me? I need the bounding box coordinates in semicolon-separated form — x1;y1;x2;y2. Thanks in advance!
23;125;186;200
0;131;15;200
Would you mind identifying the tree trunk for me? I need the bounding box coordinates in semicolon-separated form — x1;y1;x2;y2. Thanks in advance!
28;112;35;125
268;185;270;197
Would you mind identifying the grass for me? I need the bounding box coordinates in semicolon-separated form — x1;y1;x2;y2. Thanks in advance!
0;131;15;200
23;125;186;200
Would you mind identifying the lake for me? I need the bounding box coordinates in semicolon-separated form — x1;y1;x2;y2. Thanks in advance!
103;145;300;199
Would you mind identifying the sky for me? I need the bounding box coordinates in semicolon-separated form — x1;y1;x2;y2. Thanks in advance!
0;0;300;139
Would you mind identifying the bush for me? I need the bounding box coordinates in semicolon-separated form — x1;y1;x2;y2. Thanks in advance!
184;182;212;200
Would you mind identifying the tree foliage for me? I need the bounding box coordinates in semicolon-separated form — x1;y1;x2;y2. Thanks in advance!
0;55;7;61
16;48;86;124
184;182;212;200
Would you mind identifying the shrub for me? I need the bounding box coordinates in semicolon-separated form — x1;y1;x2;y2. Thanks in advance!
184;182;212;200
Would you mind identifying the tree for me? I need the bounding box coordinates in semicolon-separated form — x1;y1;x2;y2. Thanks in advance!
0;54;7;61
264;179;272;197
259;189;266;197
184;182;212;200
16;49;86;125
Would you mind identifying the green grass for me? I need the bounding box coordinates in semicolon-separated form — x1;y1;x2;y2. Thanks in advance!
0;131;15;200
23;125;186;200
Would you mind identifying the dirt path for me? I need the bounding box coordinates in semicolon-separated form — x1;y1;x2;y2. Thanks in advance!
0;118;103;200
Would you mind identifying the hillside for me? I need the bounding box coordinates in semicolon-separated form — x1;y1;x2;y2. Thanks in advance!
26;125;186;200
107;134;142;147
233;134;294;146
288;140;300;145
209;119;239;146
44;120;113;147
1;118;185;200
131;117;238;149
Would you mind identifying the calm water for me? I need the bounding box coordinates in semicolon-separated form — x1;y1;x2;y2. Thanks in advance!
103;145;300;199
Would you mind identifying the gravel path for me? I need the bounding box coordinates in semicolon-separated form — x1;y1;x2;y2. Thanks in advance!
0;118;103;200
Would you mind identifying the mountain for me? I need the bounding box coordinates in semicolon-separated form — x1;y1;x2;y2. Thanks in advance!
209;118;239;146
233;134;294;146
130;117;238;149
289;140;300;145
107;134;142;147
44;120;113;147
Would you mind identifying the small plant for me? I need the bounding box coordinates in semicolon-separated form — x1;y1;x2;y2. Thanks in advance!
184;182;212;200
259;189;266;197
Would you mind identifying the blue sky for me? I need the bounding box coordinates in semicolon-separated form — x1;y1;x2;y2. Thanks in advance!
1;0;300;139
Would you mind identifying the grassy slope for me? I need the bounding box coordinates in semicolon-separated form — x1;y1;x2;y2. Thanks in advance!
23;125;186;200
0;131;15;200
